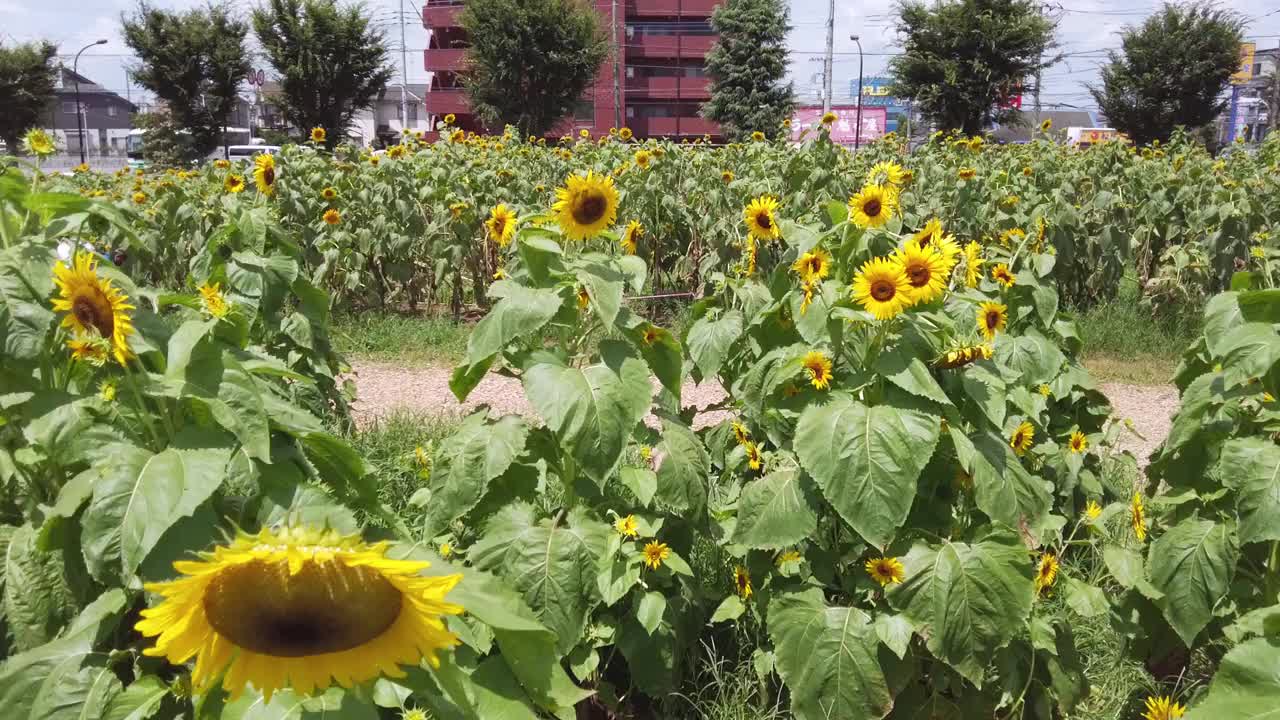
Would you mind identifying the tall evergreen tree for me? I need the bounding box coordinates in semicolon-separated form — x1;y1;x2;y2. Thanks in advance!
889;0;1057;136
253;0;394;146
1089;3;1244;146
0;40;58;156
460;0;608;137
703;0;794;141
122;2;251;159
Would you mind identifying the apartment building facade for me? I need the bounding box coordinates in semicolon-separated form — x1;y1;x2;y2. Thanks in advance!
422;0;722;140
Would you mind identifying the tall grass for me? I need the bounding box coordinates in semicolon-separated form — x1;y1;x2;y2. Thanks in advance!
334;312;470;366
1076;277;1201;385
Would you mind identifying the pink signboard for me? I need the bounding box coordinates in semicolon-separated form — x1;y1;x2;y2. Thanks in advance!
791;106;888;146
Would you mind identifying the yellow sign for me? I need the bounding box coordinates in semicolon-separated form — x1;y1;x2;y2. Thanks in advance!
861;85;891;97
1232;42;1256;85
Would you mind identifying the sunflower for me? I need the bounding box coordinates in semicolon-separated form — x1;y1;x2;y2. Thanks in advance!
782;118;792;129
1131;493;1147;542
999;228;1026;247
213;159;230;170
68;335;109;365
799;279;817;315
1023;166;1034;176
731;420;751;446
991;263;1017;288
443;113;456;125
734;566;753;599
135;526;463;702
130;191;146;205
199;282;230;319
776;550;802;566
1141;696;1185;720
321;186;337;201
1034;552;1059;594
802;350;833;390
848;184;897;229
894;242;949;305
323;209;341;226
1039;118;1052;133
619;127;633;141
865;557;905;587
252;154;277;195
621;220;644;255
225;174;246;193
98;380;117;402
52;251;135;365
740;196;781;241
552;172;619;241
791;248;832;282
22;128;56;157
867;161;906;187
1038;384;1052;397
1083;500;1103;522
911;218;960;265
641;326;663;346
1010;421;1035;456
744;441;763;471
486;204;517;247
310;127;327;143
642;541;670;570
958;167;977;180
751;131;766;142
963;242;984;288
1069;431;1089;454
576;286;591;311
634;149;653;169
852;257;912;320
437;542;453;559
449;129;465;143
820;111;838;125
614;514;639;538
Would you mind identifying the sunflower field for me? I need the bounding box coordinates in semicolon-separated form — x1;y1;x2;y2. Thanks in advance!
0;121;1279;719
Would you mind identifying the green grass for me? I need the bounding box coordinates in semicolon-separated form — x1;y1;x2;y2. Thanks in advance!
1076;278;1201;386
347;411;461;524
333;312;470;366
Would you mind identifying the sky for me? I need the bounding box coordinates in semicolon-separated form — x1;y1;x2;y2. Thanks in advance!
3;0;1278;113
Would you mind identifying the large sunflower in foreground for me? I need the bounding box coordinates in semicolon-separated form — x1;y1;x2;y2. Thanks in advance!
743;196;782;241
552;171;619;241
851;257;912;320
848;184;897;229
52;251;135;365
136;526;463;702
894;242;950;305
253;154;277;196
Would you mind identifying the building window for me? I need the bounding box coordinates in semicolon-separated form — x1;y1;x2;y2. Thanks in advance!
107;104;118;117
62;101;78;114
408;103;418;123
573;100;594;122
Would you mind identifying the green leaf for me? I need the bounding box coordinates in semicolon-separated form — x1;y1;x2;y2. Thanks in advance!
874;614;913;659
1148;518;1239;647
522;346;650;488
637;591;666;635
731;469;819;549
619;467;657;507
654;420;709;514
454;283;564;401
104;677;167;720
1220;323;1280;380
1062;577;1108;618
469;657;543;720
1183;637;1280;720
874;352;952;407
794;394;940;546
768;588;892;720
424;413;529;535
1219;438;1280;545
3;524;75;652
300;432;377;508
29;657;122;720
576;264;624;329
685;310;743;380
888;530;1035;684
998;331;1065;386
710;595;746;623
1203;292;1244;356
0;244;56;360
598;556;641;606
951;429;1051;533
961;363;1007;429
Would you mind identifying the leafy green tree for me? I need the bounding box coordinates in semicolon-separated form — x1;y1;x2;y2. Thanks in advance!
703;0;794;141
122;2;251;159
1090;3;1243;146
0;40;58;156
888;0;1057;136
460;0;609;137
252;0;394;147
133;111;196;168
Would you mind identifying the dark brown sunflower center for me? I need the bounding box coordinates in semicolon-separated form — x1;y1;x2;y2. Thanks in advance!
756;212;773;230
572;192;607;225
203;558;402;657
863;199;882;217
906;263;930;287
493;217;506;234
986;311;1001;328
73;291;113;338
870;279;897;302
263;168;275;186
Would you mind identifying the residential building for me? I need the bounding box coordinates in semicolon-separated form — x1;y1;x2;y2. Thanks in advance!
991;110;1098;144
422;0;721;140
1223;43;1278;144
45;67;137;156
243;81;430;147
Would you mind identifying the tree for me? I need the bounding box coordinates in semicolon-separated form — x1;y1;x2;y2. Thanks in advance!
0;40;58;156
460;0;608;137
1089;3;1243;146
253;0;394;146
1259;70;1280;135
888;0;1057;136
122;2;251;159
133;111;196;168
703;0;794;141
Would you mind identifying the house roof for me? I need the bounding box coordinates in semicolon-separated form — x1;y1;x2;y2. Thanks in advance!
54;67;138;110
991;110;1097;143
379;84;432;102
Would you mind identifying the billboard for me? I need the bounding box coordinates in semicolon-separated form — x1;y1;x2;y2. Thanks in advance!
854;76;899;108
1232;42;1256;85
791;106;888;146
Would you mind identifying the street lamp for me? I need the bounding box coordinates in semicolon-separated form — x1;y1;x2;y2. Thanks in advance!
73;39;108;165
850;35;864;151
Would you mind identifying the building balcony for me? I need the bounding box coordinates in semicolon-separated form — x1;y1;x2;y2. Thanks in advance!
424;88;470;115
626;75;711;100
627;0;721;17
422;1;463;28
424;48;466;72
632;115;718;137
627;33;717;60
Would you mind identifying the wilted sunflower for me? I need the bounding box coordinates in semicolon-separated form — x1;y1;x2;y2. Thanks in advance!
731;420;751;446
621;220;644;255
852;256;912;320
865;557;905;587
791;248;832;282
135;526;464;702
977;301;1007;340
323;209;341;226
310;127;327;143
199;282;230;319
964;242;984;287
848;184;897;229
576;286;591;310
991;263;1016;288
1069;431;1088;453
743;196;782;241
1034;552;1059;594
641;325;663;346
642;541;670;570
1141;695;1185;720
449;129;465;143
799;278;817;315
1010;420;1035;456
252;154;277;195
486;204;517;247
733;566;753;599
614;514;639;538
894;242;949;305
633;149;653;169
1130;492;1147;542
553;171;619;241
225;174;246;193
52;251;135;365
321;186;338;201
802;350;833;390
867;161;906;187
68;335;110;365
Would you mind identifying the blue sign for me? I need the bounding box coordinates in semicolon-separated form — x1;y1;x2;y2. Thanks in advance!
852;76;909;133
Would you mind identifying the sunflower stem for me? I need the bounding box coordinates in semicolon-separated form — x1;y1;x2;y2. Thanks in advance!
1266;541;1280;603
121;363;166;449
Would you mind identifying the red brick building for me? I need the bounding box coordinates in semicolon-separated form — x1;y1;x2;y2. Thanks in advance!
422;0;722;140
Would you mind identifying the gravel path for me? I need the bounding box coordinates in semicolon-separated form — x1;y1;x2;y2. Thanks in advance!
351;362;1181;459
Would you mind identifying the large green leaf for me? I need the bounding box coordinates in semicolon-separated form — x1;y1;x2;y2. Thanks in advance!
1183;637;1280;720
3;524;75;652
654;420;710;514
1220;322;1280;381
0;244;56;360
951;429;1051;533
29;657;122;720
874;352;951;407
423;413;529;536
103;677;167;720
1202;291;1244;356
575;263;624;329
685;310;743;380
768;588;892;720
732;469;819;549
888;529;1035;684
997;331;1065;386
453;283;564;401
794;394;940;546
1219;438;1280;545
522;345;650;488
1148;517;1239;647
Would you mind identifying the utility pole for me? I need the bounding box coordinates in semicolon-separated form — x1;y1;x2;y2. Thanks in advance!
400;0;410;134
73;40;107;164
612;0;621;129
822;0;835;115
851;35;864;149
1033;57;1042;130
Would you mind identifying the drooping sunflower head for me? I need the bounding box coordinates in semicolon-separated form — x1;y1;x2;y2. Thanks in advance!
614;514;639;538
621;220;644;255
991;263;1017;288
751;131;766;142
1069;431;1089;454
225;174;245;193
1040;118;1053;133
642;540;670;570
576;286;591;310
1034;552;1059;594
744;441;763;471
742;196;782;241
851;256;912;320
731;420;751;446
999;228;1026;247
734;566;753;599
977;301;1007;340
641;325;663;346
848;184;897;229
964;242;984;288
867;161;906;188
51;251;135;365
135;526;464;702
68;334;110;365
310;127;327;143
199;282;230;319
802;350;833;390
322;209;341;226
634;149;653;169
791;248;832;282
486;204;517;247
213;159;230;170
894;242;949;305
865;557;905;587
1131;492;1147;542
1141;695;1185;720
253;154;277;195
799;278;817;315
820;111;838;126
552;171;619;241
1010;420;1035;456
321;186;337;201
721;170;734;183
450;129;465;143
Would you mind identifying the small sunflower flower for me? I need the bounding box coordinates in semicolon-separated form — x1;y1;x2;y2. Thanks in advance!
614;514;639;538
642;540;670;570
865;557;905;587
